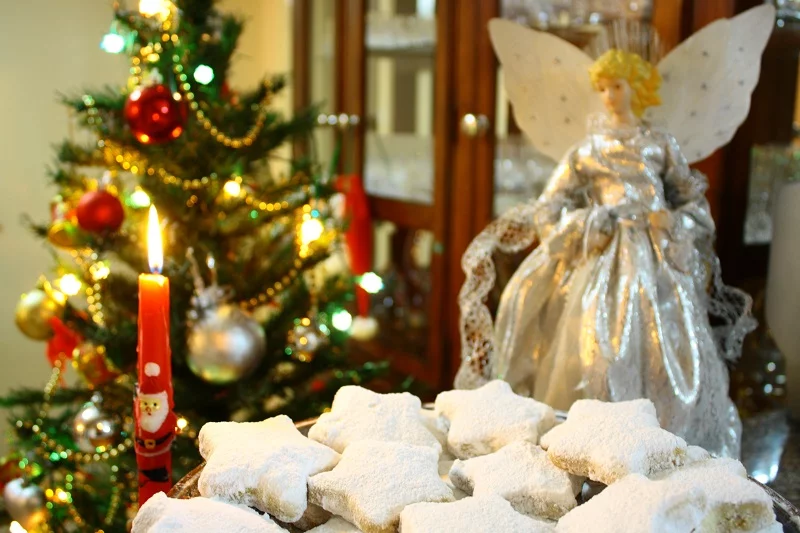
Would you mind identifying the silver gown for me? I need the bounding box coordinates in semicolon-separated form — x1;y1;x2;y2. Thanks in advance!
456;116;754;457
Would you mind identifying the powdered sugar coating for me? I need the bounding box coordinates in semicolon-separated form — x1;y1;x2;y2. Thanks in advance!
449;441;582;519
308;386;441;454
540;399;687;485
308;440;453;533
557;458;780;533
755;523;784;533
434;380;555;459
306;517;363;532
400;495;555;533
654;458;776;532
555;474;708;533
131;492;286;532
198;415;340;522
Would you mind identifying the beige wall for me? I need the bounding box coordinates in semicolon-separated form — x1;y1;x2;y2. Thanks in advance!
0;0;292;456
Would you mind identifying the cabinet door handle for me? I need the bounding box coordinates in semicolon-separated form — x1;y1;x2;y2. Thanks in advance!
316;113;361;130
460;113;490;137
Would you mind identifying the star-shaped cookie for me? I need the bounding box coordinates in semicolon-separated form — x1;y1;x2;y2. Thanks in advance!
434;380;555;459
449;441;582;519
198;415;340;522
131;492;287;532
653;457;778;532
555;473;707;533
400;495;554;533
308;440;453;533
308;386;441;453
539;399;687;485
307;517;363;532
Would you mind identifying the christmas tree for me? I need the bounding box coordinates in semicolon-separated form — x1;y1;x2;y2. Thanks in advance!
1;1;384;530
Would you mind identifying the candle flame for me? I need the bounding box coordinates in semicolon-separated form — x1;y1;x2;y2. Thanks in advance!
148;205;163;274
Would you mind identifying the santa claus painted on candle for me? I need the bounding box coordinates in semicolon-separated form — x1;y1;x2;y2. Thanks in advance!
134;361;176;504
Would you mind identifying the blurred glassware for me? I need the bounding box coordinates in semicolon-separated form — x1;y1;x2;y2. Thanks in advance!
744;143;800;245
494;136;555;216
366;13;437;52
364;134;434;205
773;0;800;21
501;0;651;29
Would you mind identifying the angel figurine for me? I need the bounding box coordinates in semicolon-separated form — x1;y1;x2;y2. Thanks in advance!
456;6;776;458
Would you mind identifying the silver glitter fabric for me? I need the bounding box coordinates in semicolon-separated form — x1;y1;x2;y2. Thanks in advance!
456;115;754;458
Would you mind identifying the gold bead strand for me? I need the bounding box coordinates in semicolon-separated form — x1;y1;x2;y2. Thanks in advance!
164;32;273;149
239;261;304;311
101;140;216;192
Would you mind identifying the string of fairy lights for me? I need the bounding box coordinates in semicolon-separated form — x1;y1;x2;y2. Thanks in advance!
14;363;131;530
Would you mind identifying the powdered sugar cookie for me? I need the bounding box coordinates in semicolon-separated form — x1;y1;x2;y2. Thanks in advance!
308;386;441;454
308;440;453;533
654;457;777;532
555;474;707;533
198;415;339;522
540;399;686;485
434;380;555;459
131;492;286;532
449;441;582;519
306;517;363;532
400;495;554;533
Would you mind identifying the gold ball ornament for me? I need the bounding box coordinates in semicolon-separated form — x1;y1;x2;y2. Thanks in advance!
15;289;64;340
72;343;121;388
71;400;118;452
3;478;47;530
47;219;88;248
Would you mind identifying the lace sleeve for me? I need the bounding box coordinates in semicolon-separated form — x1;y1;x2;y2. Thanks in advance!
454;157;581;389
662;133;756;361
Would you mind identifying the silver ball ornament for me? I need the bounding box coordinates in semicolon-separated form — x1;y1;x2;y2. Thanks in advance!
187;304;266;384
71;401;118;453
3;478;46;530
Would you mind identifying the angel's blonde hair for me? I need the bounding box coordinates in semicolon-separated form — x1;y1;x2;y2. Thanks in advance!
589;50;662;117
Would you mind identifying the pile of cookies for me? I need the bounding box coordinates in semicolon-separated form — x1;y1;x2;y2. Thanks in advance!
132;380;781;533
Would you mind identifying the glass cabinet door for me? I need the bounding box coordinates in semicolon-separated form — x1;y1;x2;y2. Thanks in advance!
343;0;449;389
364;0;437;204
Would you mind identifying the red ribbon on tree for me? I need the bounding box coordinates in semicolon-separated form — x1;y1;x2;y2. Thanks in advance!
47;317;81;368
336;175;373;317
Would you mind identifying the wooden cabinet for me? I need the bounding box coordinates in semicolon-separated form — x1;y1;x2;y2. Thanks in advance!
292;0;779;392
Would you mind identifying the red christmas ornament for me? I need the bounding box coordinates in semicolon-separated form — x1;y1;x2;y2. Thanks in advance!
76;190;125;233
124;84;187;144
310;378;327;394
0;455;23;494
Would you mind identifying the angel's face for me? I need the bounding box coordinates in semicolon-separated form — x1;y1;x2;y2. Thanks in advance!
596;77;633;118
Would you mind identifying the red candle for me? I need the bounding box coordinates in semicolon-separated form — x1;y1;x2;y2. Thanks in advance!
134;205;176;505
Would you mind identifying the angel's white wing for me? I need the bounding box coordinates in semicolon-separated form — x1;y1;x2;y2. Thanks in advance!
646;5;775;164
489;19;601;163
